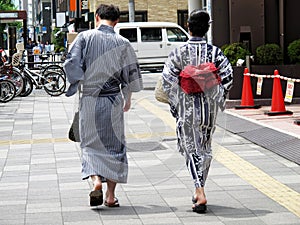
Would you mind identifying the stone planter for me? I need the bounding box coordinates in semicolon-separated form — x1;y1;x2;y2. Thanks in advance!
228;64;300;102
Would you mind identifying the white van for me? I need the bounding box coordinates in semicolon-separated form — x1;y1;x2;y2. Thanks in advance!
115;22;189;71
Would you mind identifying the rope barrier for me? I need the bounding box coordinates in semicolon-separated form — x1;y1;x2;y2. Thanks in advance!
244;72;300;83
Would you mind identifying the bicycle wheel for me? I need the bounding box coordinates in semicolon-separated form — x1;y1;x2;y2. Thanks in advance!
43;72;66;96
0;79;16;103
43;65;66;79
19;73;34;97
8;68;24;96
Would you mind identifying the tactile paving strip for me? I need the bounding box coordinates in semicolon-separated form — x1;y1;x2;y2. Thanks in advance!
217;112;300;165
217;113;262;134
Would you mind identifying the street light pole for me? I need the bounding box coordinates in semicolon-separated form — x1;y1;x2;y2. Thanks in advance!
206;0;213;44
32;0;36;43
129;0;135;22
188;0;201;14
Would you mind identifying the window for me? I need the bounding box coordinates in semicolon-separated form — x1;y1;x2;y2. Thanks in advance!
141;28;162;42
119;28;137;42
177;10;188;31
166;28;188;42
119;11;148;22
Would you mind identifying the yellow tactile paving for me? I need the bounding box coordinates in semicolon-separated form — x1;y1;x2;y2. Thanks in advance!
138;99;300;218
0;138;70;146
0;132;176;146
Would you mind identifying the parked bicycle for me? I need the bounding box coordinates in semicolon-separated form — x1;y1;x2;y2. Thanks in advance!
0;75;16;103
18;56;67;97
0;49;24;96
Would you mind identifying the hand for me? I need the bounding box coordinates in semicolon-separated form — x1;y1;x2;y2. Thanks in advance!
123;100;131;112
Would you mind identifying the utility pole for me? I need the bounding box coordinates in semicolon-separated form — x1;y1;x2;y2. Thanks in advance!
32;0;36;43
188;0;201;14
206;0;212;44
128;0;135;22
279;0;284;56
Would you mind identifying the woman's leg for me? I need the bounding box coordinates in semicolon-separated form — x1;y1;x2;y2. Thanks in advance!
186;152;210;205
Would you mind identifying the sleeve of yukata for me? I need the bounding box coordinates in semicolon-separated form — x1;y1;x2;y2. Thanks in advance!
162;47;182;106
120;43;143;99
214;48;233;110
63;33;86;97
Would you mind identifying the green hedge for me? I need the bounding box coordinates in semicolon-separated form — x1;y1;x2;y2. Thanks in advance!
222;42;250;66
287;39;300;64
255;43;283;65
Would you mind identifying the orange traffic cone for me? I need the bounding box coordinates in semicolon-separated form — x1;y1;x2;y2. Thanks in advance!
235;68;261;109
265;70;293;116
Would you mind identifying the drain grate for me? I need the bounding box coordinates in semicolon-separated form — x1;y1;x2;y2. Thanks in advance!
239;127;295;147
217;112;300;166
217;113;262;134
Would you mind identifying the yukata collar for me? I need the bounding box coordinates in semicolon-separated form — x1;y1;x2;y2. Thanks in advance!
188;37;206;43
98;24;115;33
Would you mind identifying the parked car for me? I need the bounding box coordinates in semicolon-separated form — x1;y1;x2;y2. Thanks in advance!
115;22;189;71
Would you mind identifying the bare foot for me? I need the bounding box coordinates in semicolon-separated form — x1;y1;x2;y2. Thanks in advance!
193;187;207;205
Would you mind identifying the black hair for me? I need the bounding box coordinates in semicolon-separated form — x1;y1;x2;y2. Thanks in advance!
95;4;120;21
188;10;210;37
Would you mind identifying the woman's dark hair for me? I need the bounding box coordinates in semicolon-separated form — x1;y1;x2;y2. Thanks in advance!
96;4;120;21
188;10;210;37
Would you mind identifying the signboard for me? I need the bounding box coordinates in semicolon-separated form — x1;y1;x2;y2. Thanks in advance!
0;12;18;18
56;12;66;28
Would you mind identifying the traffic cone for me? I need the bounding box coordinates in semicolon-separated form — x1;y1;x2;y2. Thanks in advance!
265;70;293;116
235;68;261;109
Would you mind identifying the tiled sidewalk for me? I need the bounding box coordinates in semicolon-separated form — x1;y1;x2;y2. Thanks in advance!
0;89;299;225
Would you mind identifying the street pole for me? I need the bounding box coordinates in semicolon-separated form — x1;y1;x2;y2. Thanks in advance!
279;0;284;57
188;0;201;14
206;0;212;44
129;0;135;22
32;0;36;43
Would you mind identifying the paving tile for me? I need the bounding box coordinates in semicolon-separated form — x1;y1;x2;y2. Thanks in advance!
25;212;63;225
257;212;300;225
1;90;300;224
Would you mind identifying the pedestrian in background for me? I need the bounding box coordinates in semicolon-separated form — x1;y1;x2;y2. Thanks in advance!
25;38;34;69
161;10;233;213
44;41;51;57
32;42;41;68
63;4;143;207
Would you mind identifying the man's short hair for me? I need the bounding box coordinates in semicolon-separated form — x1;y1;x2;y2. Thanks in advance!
96;4;120;22
188;10;210;37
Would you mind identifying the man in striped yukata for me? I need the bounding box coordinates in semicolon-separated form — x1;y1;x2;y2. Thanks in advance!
63;4;143;207
161;10;233;213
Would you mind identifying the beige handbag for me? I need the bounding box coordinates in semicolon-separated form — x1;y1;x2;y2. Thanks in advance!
154;76;169;104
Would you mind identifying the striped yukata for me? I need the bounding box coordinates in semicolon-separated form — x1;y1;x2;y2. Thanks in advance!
63;25;143;183
162;37;233;188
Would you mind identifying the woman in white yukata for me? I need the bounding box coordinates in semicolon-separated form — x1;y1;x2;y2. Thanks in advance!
162;10;233;213
63;4;143;207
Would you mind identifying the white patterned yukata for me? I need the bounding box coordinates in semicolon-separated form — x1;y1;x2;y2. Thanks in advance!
162;37;233;188
63;25;143;183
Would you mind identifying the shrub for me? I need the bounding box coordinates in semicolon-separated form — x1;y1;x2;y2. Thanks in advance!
287;39;300;64
255;43;283;65
222;43;250;66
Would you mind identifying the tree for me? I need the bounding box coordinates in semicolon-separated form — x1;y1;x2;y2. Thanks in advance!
0;0;19;48
0;0;16;11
